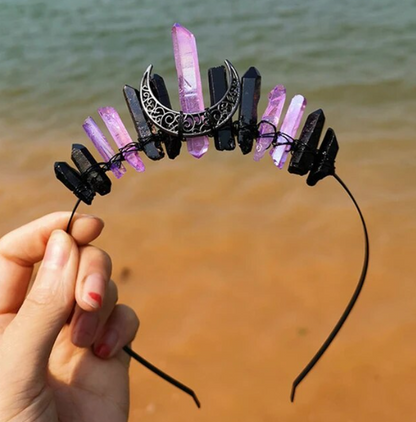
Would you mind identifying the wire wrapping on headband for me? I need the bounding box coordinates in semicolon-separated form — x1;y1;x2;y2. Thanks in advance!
80;121;309;185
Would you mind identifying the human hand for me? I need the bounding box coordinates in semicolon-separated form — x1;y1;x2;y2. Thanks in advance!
0;213;139;422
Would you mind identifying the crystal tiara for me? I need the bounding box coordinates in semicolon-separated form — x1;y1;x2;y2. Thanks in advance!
55;23;369;408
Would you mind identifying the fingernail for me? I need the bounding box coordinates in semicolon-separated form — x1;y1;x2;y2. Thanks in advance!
81;214;105;226
72;312;99;347
43;230;70;269
95;329;119;358
83;273;105;309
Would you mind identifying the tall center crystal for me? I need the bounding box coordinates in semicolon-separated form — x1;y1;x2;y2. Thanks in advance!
172;23;209;159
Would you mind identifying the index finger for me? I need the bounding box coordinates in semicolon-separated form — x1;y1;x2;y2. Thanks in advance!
0;212;104;314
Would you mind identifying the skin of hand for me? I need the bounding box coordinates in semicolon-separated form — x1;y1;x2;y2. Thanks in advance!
0;213;140;422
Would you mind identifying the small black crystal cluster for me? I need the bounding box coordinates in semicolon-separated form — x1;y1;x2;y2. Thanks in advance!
55;65;339;205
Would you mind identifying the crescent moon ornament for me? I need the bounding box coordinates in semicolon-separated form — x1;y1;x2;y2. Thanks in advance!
139;60;241;138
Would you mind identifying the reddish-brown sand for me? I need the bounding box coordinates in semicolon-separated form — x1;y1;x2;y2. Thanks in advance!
0;135;415;422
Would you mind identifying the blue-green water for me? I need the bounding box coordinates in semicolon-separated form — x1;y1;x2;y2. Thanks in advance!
0;0;415;144
1;4;416;421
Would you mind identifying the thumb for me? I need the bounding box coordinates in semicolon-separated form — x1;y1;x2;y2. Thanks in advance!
2;230;79;377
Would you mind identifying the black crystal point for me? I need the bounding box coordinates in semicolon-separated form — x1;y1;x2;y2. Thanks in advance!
71;144;111;196
208;66;235;151
237;66;261;155
150;74;182;159
54;162;95;205
306;128;339;186
289;109;325;176
123;84;165;161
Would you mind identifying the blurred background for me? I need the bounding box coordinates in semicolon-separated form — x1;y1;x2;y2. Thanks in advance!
0;0;415;420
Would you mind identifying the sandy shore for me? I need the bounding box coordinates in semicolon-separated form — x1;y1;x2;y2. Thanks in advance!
0;135;415;422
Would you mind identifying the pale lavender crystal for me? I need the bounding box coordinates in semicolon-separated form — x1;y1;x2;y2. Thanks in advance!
270;95;307;169
98;107;145;172
82;117;126;179
253;85;286;162
172;23;209;159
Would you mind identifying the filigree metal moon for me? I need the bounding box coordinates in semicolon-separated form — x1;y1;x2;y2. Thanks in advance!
139;60;241;138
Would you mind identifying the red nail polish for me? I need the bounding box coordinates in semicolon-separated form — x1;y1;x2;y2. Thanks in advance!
95;343;112;358
94;330;119;358
88;292;102;307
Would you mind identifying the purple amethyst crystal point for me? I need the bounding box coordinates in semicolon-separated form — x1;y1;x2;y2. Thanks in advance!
253;85;286;161
98;107;145;172
82;117;126;179
172;23;209;159
270;95;306;169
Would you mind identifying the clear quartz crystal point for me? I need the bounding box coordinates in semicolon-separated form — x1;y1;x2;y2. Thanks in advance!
172;23;209;159
82;117;126;179
270;95;306;169
254;85;286;161
98;107;145;172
